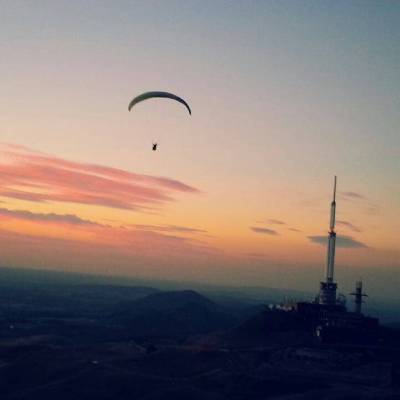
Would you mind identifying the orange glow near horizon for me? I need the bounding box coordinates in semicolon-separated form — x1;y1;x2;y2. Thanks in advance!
0;143;398;283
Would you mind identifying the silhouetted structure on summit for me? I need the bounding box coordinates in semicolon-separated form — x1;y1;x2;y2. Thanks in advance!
283;177;380;344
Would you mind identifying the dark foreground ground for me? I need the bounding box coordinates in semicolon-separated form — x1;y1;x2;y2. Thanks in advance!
1;268;400;400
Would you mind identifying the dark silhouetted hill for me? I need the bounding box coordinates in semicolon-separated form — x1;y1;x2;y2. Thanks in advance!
192;309;315;348
114;290;235;339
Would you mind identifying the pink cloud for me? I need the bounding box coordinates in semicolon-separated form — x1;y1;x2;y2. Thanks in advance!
0;144;199;211
133;224;207;234
0;226;219;279
0;207;101;226
0;206;218;260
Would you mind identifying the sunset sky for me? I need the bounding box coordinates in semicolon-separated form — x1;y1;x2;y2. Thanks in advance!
1;1;399;299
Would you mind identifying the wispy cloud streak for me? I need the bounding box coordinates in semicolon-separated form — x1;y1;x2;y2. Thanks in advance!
0;207;100;226
250;227;278;236
133;224;207;234
340;191;365;200
337;220;361;233
0;144;199;211
267;219;286;225
308;235;367;248
0;206;218;258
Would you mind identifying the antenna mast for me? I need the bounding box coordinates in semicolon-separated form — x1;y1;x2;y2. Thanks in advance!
319;176;338;306
327;176;337;281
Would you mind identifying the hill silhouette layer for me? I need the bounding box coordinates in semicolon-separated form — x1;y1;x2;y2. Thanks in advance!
114;290;235;338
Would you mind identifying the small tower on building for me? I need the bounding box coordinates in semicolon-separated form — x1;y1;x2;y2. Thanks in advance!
350;280;368;314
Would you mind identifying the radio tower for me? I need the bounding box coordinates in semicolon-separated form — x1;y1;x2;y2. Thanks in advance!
350;281;368;314
319;176;338;306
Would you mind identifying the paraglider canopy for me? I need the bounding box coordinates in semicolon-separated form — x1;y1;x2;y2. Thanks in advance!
128;91;191;115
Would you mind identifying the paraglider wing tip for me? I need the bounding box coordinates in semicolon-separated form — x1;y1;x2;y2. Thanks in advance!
185;103;192;115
